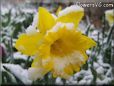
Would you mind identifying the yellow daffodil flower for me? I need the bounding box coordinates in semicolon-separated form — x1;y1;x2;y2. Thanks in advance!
15;5;96;81
105;9;114;26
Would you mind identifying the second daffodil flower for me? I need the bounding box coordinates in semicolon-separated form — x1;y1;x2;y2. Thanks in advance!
15;5;96;81
105;9;114;26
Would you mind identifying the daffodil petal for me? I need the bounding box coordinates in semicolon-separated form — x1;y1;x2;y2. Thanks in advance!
42;57;53;71
64;64;73;75
75;34;97;51
15;33;43;56
30;56;50;81
51;51;86;79
31;56;42;67
39;44;51;58
32;55;53;72
38;7;56;33
57;5;84;28
52;56;71;79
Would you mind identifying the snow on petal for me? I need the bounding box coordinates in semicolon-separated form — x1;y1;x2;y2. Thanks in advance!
57;5;84;28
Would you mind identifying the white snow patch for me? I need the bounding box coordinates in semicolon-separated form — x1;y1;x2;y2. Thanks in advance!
58;5;83;17
96;66;104;74
86;79;92;84
2;64;32;84
13;52;28;60
47;22;74;35
86;50;91;55
78;80;86;84
106;67;112;76
26;25;37;35
65;23;74;30
83;75;93;80
32;13;39;27
93;62;100;69
21;8;36;14
55;77;63;85
26;12;39;35
28;67;45;81
52;14;57;19
96;77;112;84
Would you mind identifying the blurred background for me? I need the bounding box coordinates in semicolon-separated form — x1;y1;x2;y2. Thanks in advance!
1;0;114;85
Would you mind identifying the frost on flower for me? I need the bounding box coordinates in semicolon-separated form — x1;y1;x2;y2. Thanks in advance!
15;5;96;81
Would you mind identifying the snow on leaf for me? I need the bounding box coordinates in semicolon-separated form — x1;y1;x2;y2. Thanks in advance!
2;63;32;84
